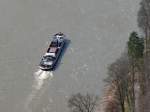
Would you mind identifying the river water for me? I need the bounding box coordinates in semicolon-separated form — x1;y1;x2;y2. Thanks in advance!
0;0;139;112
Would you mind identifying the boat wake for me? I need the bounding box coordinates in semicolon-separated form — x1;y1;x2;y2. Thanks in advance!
34;69;53;90
24;69;53;111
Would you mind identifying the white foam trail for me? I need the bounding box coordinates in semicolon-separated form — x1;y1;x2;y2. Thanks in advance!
38;71;50;80
34;69;43;76
24;69;53;111
34;70;53;90
34;69;53;89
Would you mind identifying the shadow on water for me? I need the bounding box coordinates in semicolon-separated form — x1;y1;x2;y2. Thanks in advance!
52;39;71;71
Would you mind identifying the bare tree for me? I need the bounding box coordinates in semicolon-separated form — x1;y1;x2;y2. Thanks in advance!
68;93;98;112
137;2;150;111
138;0;150;81
138;0;150;45
105;53;130;112
103;84;120;112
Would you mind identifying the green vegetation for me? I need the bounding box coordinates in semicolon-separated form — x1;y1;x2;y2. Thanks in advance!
104;0;150;111
105;31;144;112
128;31;144;60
